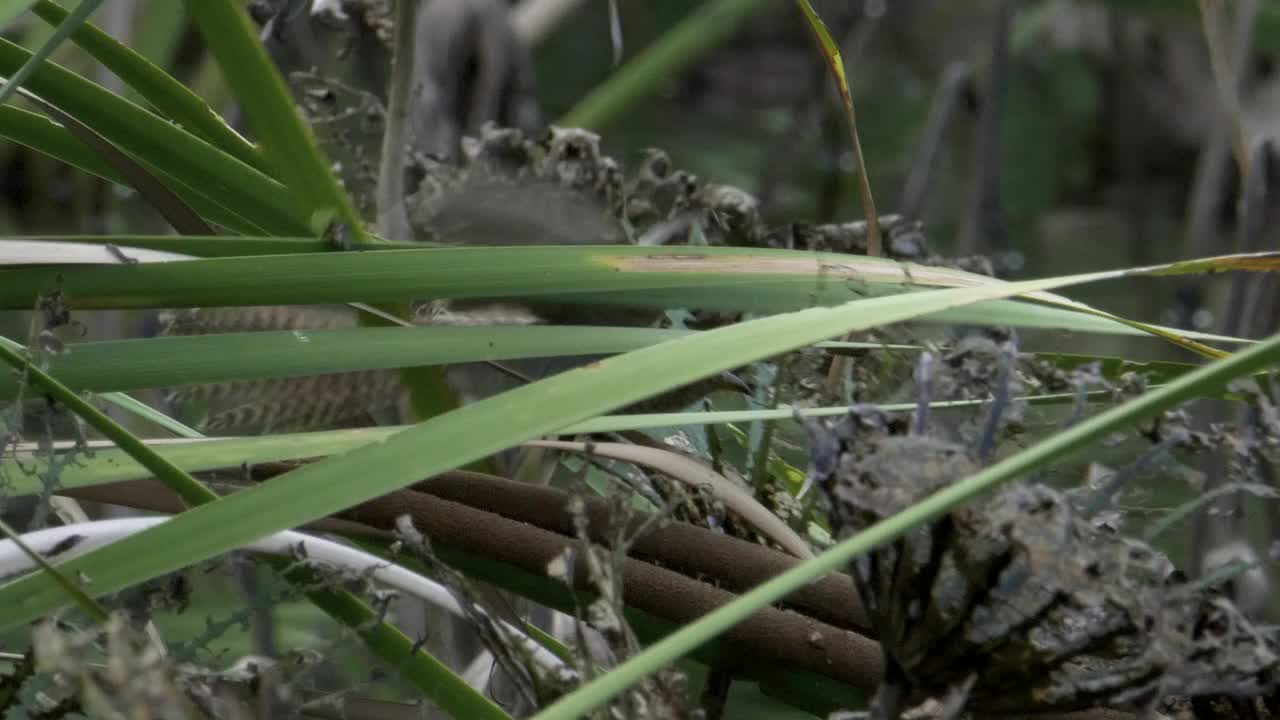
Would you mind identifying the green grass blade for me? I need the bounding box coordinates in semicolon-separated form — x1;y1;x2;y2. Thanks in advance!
0;103;121;179
30;0;269;175
562;389;1121;431
0;388;1129;498
0;261;1197;628
9;234;425;257
0;325;689;399
793;1;846;92
793;0;880;255
0;0;101;107
0;339;217;506
182;0;437;424
0;331;202;439
0;107;272;234
0;338;510;720
0;37;311;235
97;391;203;438
17;85;214;234
820;341;1278;387
185;0;368;242
528;328;1280;720
4;427;402;496
0;245;1262;347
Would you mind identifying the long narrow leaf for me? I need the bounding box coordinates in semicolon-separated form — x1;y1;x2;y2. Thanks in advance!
820;341;1276;387
97;391;203;439
0;325;689;399
0;260;1239;629
794;0;880;255
0;336;203;438
30;0;269;174
0;0;101;107
3;387;1127;497
0;245;1265;347
0;340;511;720
17;87;213;234
528;331;1280;720
6;234;424;257
0;106;272;234
0;341;215;506
0;37;311;235
186;1;368;242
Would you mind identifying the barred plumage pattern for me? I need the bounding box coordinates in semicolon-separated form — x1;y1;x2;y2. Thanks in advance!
158;306;409;434
159;306;356;336
158;125;934;434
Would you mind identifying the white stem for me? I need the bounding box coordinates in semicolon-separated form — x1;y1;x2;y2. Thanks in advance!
0;240;195;265
0;518;572;681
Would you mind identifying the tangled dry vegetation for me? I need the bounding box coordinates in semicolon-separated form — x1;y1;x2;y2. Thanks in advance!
14;136;1280;716
5;2;1280;720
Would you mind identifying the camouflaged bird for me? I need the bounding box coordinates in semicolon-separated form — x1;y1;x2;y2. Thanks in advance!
159;124;990;435
156;301;748;435
158;126;760;434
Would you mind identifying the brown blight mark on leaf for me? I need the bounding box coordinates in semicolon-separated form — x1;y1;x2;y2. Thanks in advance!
1209;255;1280;271
1146;251;1280;276
603;253;974;289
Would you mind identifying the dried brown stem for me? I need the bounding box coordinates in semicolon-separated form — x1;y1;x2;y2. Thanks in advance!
60;476;881;691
